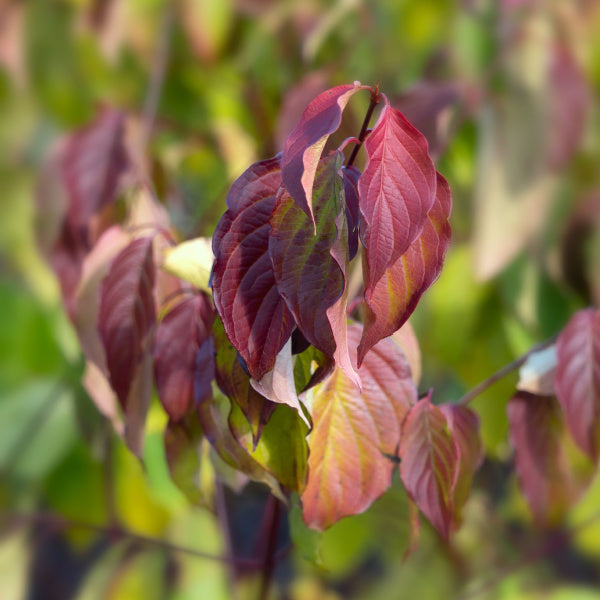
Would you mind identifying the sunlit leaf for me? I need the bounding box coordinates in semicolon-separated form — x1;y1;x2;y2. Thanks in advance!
399;393;458;540
301;324;416;530
555;308;600;460
281;83;362;220
358;172;451;365
359;102;437;289
517;344;557;396
153;293;215;422
212;156;295;380
270;151;357;384
161;237;213;292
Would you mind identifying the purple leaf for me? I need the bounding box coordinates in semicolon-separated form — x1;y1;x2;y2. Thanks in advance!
359;103;437;288
212;156;295;380
342;165;361;260
282;83;363;220
98;237;156;407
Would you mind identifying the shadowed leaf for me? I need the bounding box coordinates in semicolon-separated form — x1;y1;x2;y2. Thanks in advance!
212;157;295;380
342;165;361;260
358;172;451;365
301;324;416;530
399;394;458;540
359;103;437;289
555;308;600;460
281;83;362;220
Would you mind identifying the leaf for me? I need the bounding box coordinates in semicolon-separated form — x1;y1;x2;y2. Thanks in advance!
211;156;295;380
98;237;156;407
507;392;594;526
358;102;437;289
270;151;357;385
390;321;422;386
153;294;215;422
439;403;483;527
399;394;458;540
555;308;600;460
517;344;557;396
342;165;361;260
161;237;213;292
281;83;362;220
301;324;416;530
358;171;451;365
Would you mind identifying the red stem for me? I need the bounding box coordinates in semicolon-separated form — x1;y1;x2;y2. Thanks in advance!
346;85;381;168
257;495;282;600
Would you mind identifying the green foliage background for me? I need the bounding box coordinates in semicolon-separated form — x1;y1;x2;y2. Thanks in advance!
1;0;600;598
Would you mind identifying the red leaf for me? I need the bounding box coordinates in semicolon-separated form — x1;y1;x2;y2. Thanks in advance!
61;109;128;238
270;151;357;384
301;324;416;530
440;403;483;527
281;83;362;220
555;308;600;460
359;103;437;289
507;392;594;526
98;237;156;407
358;172;451;365
211;157;295;380
154;294;215;422
399;394;458;540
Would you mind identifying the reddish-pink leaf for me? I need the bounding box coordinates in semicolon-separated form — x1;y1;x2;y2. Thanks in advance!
359;103;437;288
399;394;458;540
281;83;362;220
547;42;590;170
212;157;295;380
440;403;483;527
270;152;357;384
154;294;215;422
98;237;156;407
555;308;600;460
61;109;128;237
301;324;416;530
507;392;594;526
358;172;451;365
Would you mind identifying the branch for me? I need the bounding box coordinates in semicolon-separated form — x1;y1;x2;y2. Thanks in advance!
346;84;381;168
457;335;558;406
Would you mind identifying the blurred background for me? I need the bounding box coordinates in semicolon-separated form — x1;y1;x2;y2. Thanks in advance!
1;0;600;598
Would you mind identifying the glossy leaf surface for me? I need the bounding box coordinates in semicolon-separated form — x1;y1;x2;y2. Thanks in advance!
555;308;600;460
399;394;458;540
301;324;416;530
281;83;362;220
359;172;451;364
212;157;295;380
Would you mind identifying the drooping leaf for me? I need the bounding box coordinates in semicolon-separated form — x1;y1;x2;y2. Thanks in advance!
358;172;451;365
211;156;295;380
270;151;357;384
507;392;594;526
399;394;458;540
281;82;362;220
358;102;437;289
342;165;360;260
554;308;600;460
301;324;416;530
212;317;276;445
98;237;156;407
153;293;215;422
439;403;483;527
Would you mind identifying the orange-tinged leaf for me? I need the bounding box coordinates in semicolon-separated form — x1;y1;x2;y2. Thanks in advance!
301;324;416;530
399;394;458;540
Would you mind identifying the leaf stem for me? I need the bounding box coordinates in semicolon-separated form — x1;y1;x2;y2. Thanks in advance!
346;85;381;168
457;335;557;406
257;494;282;600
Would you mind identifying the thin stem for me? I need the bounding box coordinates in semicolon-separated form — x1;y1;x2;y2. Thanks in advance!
346;85;381;168
458;335;558;406
257;495;282;600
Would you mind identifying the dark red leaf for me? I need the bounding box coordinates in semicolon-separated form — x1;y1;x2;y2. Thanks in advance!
281;83;362;220
270;151;357;384
359;103;437;288
211;157;295;380
358;172;451;365
399;394;458;540
342;165;361;260
507;392;594;526
154;294;215;422
98;236;156;407
555;308;600;460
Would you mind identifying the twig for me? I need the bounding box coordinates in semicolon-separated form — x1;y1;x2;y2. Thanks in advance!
346;84;381;168
458;335;557;406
